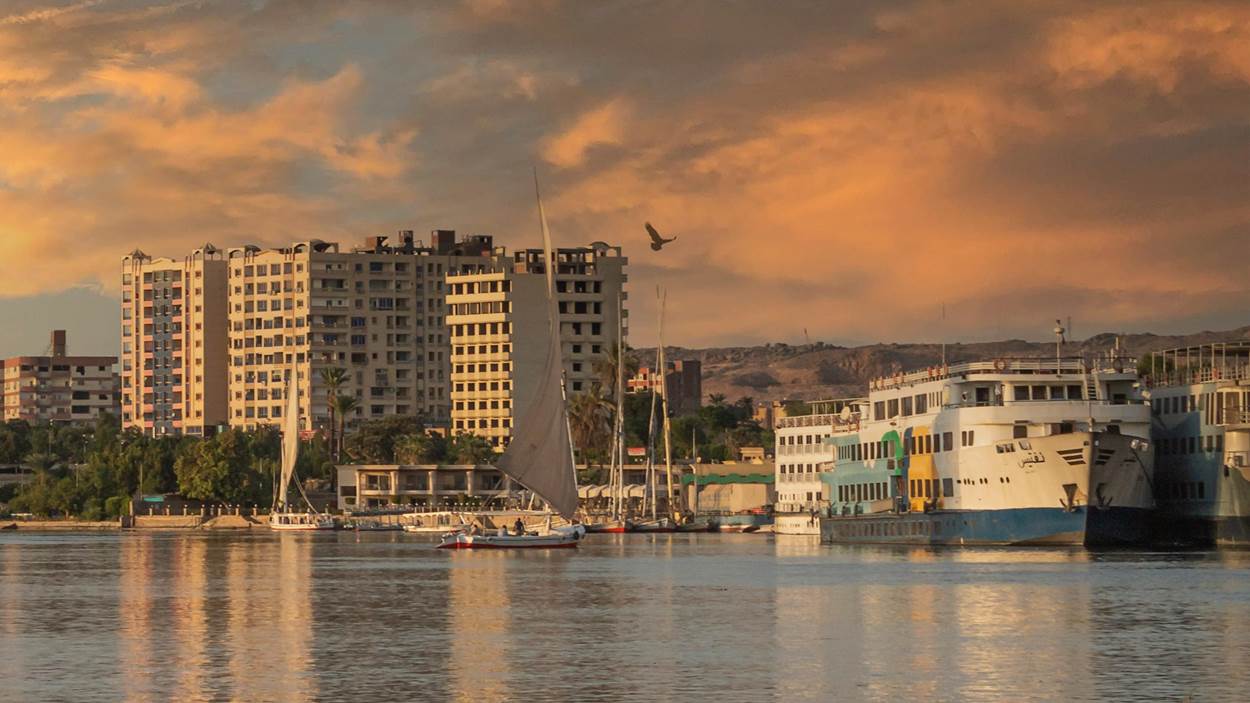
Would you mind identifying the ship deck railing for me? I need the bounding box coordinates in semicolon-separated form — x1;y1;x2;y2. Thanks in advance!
870;357;1132;392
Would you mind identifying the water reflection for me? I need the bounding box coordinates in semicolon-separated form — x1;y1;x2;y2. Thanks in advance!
447;551;515;702
0;533;1247;702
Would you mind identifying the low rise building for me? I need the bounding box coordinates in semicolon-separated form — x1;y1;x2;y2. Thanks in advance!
1;331;118;424
626;359;702;415
335;463;516;511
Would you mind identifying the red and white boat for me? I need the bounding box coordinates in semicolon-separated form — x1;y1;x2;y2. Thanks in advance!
437;525;585;549
435;182;584;551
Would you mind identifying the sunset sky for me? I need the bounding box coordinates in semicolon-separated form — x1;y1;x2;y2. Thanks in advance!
0;0;1246;358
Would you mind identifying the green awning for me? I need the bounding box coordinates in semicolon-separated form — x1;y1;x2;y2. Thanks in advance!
682;473;774;486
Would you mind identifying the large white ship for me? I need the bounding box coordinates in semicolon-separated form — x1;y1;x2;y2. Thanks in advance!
1146;342;1250;547
802;355;1154;546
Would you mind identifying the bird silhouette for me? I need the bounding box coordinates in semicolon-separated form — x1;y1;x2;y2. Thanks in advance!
645;222;677;251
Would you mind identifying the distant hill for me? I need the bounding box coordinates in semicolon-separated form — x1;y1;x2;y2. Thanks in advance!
635;325;1250;403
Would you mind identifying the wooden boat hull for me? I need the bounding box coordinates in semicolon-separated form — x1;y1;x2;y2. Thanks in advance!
584;520;630;533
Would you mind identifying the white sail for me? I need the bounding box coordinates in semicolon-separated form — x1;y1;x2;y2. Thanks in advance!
494;176;579;519
279;370;299;509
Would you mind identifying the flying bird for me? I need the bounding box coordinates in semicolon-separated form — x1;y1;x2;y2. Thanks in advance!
645;222;677;251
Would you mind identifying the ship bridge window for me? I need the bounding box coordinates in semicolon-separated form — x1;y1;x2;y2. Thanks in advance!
915;394;927;414
1031;385;1047;400
902;397;913;416
888;398;899;417
1050;386;1065;400
874;401;885;420
1014;386;1029;401
1013;424;1028;439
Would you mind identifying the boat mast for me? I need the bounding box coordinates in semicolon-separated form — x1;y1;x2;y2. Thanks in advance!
658;287;674;521
613;291;626;521
692;425;699;517
646;352;659;521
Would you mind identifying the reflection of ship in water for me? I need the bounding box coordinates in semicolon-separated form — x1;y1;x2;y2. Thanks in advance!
448;552;515;701
1146;342;1250;547
816;354;1155;546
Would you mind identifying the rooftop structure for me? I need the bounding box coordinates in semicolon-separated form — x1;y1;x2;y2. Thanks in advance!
2;330;118;425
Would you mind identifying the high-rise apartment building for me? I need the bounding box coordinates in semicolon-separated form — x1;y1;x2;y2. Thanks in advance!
120;246;229;436
446;243;628;448
224;231;506;432
1;331;119;424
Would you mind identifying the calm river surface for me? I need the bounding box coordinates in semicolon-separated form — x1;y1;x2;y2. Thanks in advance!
1;532;1248;702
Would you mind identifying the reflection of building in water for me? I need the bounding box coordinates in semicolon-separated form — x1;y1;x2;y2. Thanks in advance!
119;535;153;702
0;545;25;685
227;536;316;701
171;537;208;700
448;553;514;702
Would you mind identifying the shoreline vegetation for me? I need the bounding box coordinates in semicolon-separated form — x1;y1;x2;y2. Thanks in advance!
1;376;771;522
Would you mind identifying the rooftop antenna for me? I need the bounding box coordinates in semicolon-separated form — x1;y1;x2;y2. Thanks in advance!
1054;319;1067;371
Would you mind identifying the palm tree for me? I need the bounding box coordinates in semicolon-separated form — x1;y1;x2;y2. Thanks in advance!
567;388;614;464
319;367;348;461
331;393;359;461
592;343;639;401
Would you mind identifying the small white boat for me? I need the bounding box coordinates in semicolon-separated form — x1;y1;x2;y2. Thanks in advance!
437;525;585;549
268;512;336;531
404;523;465;534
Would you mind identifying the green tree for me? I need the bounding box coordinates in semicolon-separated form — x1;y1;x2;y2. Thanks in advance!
449;433;495;465
331;393;360;460
319;367;349;460
342;415;424;464
394;433;448;464
568;389;614;465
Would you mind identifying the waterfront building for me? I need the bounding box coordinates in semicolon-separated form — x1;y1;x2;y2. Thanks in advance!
445;242;628;449
120;246;229;436
224;232;506;433
626;359;702;415
806;356;1154;546
2;330;119;425
1146;342;1250;546
773;399;849;535
335;463;513;511
124;231;508;436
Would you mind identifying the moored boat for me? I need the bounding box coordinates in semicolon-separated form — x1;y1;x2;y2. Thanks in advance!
269;370;335;531
437;524;585;549
811;352;1155;547
1146;342;1250;547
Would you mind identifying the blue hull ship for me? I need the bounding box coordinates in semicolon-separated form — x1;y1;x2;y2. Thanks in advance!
797;357;1156;548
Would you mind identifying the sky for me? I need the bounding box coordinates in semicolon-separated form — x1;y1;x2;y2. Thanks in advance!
0;0;1247;358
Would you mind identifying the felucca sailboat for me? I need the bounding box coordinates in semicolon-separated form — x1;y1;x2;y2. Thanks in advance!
633;287;678;533
437;175;586;549
269;371;335;531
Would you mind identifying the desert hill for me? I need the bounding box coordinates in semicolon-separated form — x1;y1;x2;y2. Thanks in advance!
635;326;1250;403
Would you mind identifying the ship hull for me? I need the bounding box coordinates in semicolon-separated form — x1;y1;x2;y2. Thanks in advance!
821;431;1155;547
820;506;1151;546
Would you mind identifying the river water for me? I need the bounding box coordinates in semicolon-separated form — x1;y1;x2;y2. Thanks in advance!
1;531;1247;702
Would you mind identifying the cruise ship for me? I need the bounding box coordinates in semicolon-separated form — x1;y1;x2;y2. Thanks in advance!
803;355;1154;546
1146;342;1250;547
